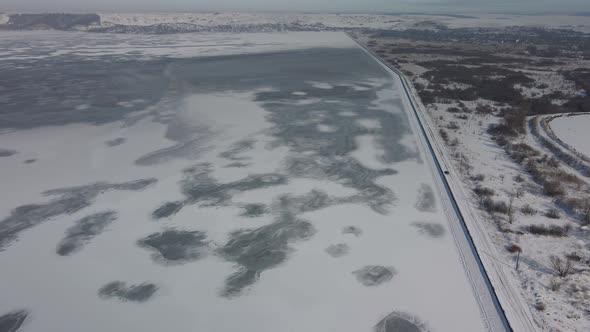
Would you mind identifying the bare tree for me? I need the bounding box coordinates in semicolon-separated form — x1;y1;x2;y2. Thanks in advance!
515;187;525;199
549;255;574;278
581;197;590;225
507;244;523;270
507;195;516;224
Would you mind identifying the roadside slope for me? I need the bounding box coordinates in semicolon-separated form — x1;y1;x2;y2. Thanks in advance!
348;32;536;332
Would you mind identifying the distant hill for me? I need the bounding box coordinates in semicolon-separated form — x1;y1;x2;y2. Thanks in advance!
5;13;100;30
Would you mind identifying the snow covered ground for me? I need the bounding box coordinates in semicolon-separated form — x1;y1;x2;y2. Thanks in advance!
384;70;590;332
0;31;500;331
97;12;590;33
3;12;589;34
549;114;590;159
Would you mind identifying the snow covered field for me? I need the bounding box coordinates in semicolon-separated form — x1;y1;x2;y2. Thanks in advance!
549;114;590;159
1;31;499;331
97;12;590;33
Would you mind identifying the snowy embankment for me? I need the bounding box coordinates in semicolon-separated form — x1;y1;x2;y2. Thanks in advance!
350;35;518;332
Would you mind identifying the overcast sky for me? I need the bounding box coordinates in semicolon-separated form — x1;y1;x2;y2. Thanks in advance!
3;0;589;14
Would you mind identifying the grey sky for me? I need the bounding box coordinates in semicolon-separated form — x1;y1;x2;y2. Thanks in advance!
2;0;589;14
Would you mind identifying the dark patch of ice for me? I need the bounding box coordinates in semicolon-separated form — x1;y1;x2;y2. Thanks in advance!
0;149;17;157
98;281;158;302
374;311;428;332
152;201;184;219
273;189;333;214
0;53;169;130
218;139;256;161
240;204;268;218
353;265;396;286
0;178;156;250
286;156;397;214
56;211;117;256
105;137;126;147
180;163;287;207
23;159;36;164
0;310;28;332
411;222;445;238
414;184;436;213
134;111;214;166
325;243;349;257
342;226;362;237
218;196;315;297
224;162;251;168
138;230;208;264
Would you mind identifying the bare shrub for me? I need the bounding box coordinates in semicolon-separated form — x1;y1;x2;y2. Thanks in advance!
447;107;461;113
505;142;539;164
558;197;581;212
473;185;494;198
549;255;574;278
506;244;522;253
545;208;561;219
514;174;525;183
449;138;459;146
565;252;582;262
495;135;509;147
525;224;570;237
547;157;560;169
534;301;546;311
482;198;509;214
543;181;563;197
549;278;562;291
471;174;485;182
520;204;536;215
457;153;471;172
447;121;460;130
456;114;469;120
439;129;449;143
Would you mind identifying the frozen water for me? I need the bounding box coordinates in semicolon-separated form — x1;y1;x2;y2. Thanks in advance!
138;230;208;264
374;311;427;332
105;137;126;147
0;31;490;332
99;281;158;303
56;211;117;256
0;310;28;332
0;179;155;250
353;265;397;286
239;203;268;218
414;183;437;212
0;149;17;157
325;243;350;257
411;222;446;238
342;225;363;237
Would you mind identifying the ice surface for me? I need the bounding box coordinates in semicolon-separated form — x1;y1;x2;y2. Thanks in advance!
98;281;158;302
56;211;117;256
353;265;397;286
0;31;490;332
548;114;590;159
325;243;350;257
0;310;29;332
